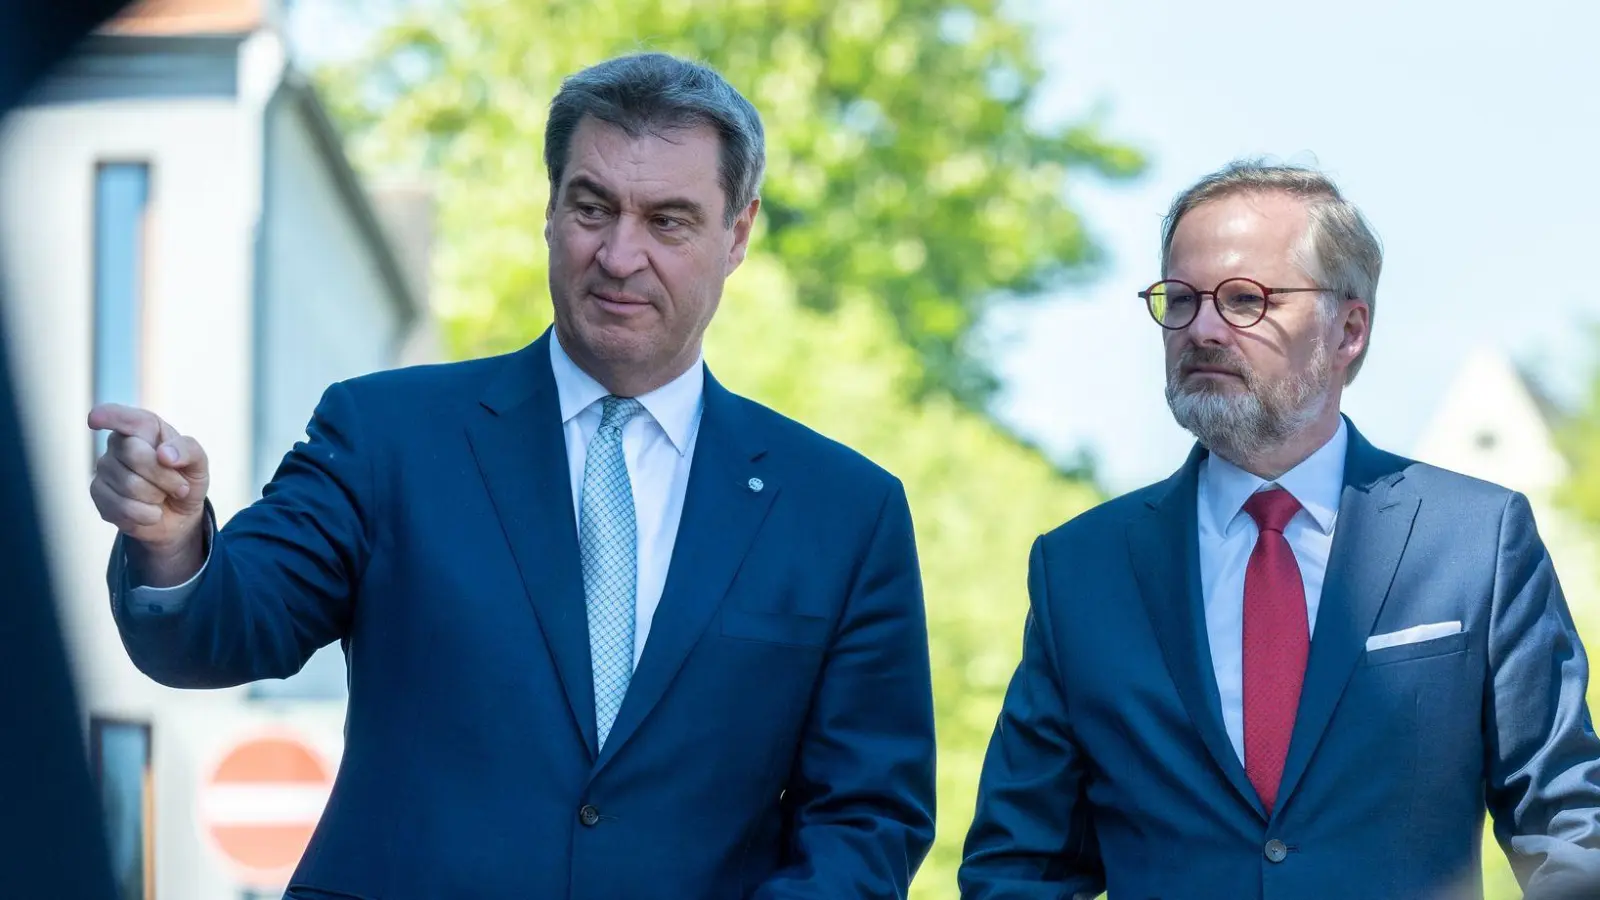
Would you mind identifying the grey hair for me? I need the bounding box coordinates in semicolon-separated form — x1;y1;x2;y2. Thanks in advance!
1160;159;1384;382
544;52;766;228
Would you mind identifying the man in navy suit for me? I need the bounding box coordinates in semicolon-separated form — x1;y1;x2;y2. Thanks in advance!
958;161;1600;900
88;53;935;899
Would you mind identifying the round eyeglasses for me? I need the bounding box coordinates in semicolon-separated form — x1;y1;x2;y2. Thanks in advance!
1138;278;1330;330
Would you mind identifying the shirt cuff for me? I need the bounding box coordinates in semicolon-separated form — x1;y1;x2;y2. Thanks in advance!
123;509;215;617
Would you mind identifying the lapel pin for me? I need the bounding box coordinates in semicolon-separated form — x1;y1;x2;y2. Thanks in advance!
747;477;764;493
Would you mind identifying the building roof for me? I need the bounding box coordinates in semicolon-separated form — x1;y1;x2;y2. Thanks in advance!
1514;364;1568;431
100;0;263;37
277;68;426;327
1412;345;1571;495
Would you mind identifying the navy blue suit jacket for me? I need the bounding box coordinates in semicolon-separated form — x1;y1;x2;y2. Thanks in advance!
109;331;936;899
960;421;1600;900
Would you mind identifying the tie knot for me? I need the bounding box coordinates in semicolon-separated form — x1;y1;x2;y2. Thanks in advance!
599;396;645;431
1243;487;1301;534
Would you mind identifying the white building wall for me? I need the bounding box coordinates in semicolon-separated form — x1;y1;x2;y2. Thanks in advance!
255;92;406;493
1413;346;1600;621
0;48;416;897
247;89;413;700
0;96;257;541
1413;347;1570;496
0;93;269;900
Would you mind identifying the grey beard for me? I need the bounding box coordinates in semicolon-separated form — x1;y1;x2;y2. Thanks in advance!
1166;339;1331;467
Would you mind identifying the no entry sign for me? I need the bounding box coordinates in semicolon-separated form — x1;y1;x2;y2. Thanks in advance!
199;731;333;886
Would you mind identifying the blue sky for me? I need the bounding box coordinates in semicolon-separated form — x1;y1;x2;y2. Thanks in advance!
288;0;1600;493
989;0;1600;490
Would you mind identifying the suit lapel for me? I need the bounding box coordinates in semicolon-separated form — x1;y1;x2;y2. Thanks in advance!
593;371;776;774
1129;445;1266;819
1274;423;1417;815
464;332;601;757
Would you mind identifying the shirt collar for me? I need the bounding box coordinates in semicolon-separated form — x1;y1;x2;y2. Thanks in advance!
549;330;704;456
1201;417;1348;535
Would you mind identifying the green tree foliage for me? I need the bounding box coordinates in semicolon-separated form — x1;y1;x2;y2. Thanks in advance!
1522;342;1600;900
1559;340;1600;536
1482;344;1600;900
704;260;1102;895
316;1;1140;894
318;0;1143;404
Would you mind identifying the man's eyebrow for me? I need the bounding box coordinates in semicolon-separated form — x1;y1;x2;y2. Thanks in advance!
565;176;616;204
566;177;710;222
649;197;708;221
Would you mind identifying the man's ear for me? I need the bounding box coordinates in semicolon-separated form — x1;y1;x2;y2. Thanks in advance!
544;193;556;246
726;197;760;273
1335;297;1370;374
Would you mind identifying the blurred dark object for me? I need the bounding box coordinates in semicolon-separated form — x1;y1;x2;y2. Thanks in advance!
0;0;135;895
0;0;135;113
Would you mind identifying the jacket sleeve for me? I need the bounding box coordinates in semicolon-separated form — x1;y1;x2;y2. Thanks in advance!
958;536;1104;900
1484;491;1600;898
108;380;376;688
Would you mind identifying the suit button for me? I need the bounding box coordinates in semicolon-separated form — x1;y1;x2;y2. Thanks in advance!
578;805;600;827
1264;839;1288;863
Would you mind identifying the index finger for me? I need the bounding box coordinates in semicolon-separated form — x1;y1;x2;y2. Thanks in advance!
87;403;162;446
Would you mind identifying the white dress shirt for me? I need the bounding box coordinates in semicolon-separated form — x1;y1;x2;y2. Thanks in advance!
127;335;706;670
550;332;703;665
1196;417;1348;764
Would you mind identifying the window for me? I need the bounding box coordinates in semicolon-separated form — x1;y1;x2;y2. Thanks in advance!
89;718;154;900
93;162;151;456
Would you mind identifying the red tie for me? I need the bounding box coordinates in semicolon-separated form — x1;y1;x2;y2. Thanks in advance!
1241;488;1309;815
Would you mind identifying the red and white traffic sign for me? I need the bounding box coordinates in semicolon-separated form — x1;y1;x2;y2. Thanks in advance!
199;730;333;887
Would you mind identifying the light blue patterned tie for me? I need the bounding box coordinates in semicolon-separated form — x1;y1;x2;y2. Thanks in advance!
581;395;645;749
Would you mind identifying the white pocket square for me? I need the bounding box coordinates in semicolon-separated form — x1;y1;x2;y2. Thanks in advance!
1366;621;1462;652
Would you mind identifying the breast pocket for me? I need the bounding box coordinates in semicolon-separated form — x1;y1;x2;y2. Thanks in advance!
719;607;831;648
1363;630;1470;667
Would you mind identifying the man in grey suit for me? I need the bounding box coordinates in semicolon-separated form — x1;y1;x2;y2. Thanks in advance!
958;160;1600;899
